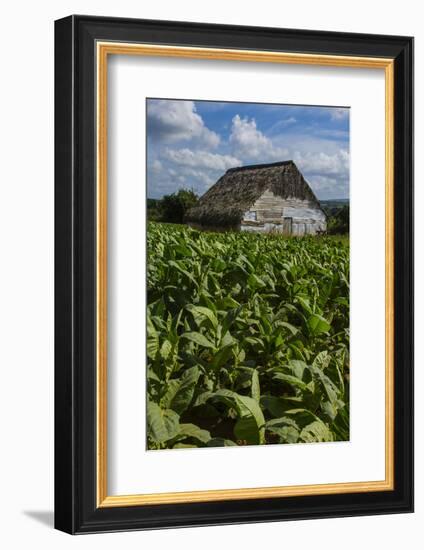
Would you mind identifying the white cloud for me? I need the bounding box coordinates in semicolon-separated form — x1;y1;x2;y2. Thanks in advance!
293;149;349;177
147;100;220;148
162;148;241;171
313;129;349;140
146;102;350;200
229;115;288;161
151;159;162;172
269;117;297;133
146;148;242;198
306;174;349;199
290;148;349;199
177;167;216;187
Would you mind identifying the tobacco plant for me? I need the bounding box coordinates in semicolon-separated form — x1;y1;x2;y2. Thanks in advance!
147;223;349;450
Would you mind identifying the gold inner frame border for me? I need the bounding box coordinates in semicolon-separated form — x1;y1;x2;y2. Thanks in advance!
96;42;394;508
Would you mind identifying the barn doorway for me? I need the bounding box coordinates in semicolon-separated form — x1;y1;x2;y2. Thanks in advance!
282;217;292;235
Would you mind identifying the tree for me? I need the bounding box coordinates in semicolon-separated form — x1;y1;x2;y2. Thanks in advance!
159;189;198;224
327;205;349;235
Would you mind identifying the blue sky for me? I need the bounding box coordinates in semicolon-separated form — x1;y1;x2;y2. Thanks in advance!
146;99;349;200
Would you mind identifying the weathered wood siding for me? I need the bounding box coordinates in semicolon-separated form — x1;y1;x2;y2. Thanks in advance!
241;190;326;235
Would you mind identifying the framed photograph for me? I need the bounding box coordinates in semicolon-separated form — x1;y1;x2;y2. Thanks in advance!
54;15;413;534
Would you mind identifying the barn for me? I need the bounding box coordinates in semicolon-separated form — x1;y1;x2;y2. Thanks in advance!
185;160;327;235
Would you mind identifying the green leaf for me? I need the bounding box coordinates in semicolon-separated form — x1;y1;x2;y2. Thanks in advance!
181;331;215;349
210;345;234;370
296;295;312;314
251;369;261;402
174;243;193;257
234;416;259;444
288;360;308;380
168;260;198;286
147;401;180;443
193;391;213;407
281;408;334;442
162;366;201;414
274;332;284;349
261;395;296;417
147;317;160;359
222;307;242;334
216;296;240;309
186;304;218;329
273;373;312;393
267;425;299;444
160;339;173;360
207;438;237;447
210;389;265;445
221;331;235;347
321;400;338;421
265;417;300;443
237;367;261;401
147;370;160;383
244;336;265;348
282;408;323;429
310;366;340;405
331;407;350;441
279;321;299;336
312;351;331;370
299;420;334;443
307;314;331;336
247;273;267;289
176;423;211;444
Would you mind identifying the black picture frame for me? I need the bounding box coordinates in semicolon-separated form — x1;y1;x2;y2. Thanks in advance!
55;14;414;534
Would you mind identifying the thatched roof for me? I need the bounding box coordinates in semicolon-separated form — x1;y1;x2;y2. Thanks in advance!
186;160;322;227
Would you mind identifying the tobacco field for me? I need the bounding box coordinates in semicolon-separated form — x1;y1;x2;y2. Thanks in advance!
147;222;350;450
